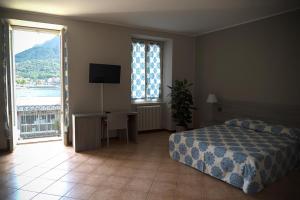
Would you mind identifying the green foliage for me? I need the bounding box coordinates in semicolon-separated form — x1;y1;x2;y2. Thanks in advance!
16;59;60;80
15;36;60;81
53;119;60;130
168;79;195;127
16;78;27;85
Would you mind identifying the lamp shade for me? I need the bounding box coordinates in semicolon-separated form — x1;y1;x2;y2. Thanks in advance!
206;94;218;103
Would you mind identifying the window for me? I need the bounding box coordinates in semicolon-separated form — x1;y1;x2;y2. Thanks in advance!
131;39;162;101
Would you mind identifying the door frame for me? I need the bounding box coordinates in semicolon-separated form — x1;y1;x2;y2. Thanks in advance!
9;25;64;148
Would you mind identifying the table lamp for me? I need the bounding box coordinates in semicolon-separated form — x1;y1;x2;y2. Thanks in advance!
206;94;218;104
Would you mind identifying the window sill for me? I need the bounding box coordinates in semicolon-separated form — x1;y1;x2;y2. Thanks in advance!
131;99;164;105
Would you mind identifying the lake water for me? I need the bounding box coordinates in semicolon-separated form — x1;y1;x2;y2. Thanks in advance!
16;87;61;98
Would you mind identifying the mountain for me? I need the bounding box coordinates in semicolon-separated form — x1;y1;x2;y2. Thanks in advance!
16;36;60;62
15;36;61;81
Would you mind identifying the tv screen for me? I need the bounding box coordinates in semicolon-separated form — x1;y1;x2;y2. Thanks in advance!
89;63;121;83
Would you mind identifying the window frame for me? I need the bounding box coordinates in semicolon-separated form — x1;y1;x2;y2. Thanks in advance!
131;38;163;102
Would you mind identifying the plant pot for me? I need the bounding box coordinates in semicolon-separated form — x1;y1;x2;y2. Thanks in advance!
176;125;187;132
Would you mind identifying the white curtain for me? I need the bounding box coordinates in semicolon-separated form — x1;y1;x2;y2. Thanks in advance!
62;28;70;143
0;19;12;150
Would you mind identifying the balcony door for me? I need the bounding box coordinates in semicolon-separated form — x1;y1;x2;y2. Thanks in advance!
11;26;63;144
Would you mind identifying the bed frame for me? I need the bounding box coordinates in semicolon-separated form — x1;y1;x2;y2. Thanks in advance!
213;100;300;128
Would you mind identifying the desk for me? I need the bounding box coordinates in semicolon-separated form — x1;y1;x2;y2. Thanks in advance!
72;112;137;152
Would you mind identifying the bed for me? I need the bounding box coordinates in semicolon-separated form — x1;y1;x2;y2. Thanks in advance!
169;119;300;194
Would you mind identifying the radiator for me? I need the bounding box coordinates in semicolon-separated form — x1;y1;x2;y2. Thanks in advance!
137;105;162;131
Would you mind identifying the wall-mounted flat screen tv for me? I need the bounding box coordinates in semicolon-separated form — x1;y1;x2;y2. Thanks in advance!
89;63;121;83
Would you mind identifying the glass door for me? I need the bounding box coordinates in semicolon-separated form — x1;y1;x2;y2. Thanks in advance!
11;26;62;144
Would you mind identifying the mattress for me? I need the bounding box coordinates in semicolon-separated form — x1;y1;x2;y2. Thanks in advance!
169;124;299;194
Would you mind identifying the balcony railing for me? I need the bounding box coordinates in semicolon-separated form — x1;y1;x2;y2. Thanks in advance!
17;105;61;140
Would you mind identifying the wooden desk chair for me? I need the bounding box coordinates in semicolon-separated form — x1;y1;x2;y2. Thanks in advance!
105;112;128;147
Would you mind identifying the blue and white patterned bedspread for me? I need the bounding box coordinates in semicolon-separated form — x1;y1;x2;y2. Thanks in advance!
169;125;299;194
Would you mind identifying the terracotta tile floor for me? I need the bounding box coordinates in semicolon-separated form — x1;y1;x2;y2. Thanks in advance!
0;131;299;200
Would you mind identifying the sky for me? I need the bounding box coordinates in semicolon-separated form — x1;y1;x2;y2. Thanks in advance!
13;29;58;54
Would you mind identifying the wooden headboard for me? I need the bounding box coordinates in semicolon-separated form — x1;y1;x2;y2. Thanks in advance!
213;100;300;128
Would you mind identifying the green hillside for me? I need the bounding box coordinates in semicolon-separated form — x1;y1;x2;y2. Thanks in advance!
15;36;61;81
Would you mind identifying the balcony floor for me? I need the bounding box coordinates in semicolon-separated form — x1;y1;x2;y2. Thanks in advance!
17;136;62;145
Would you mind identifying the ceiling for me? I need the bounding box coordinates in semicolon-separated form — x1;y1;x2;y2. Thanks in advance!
0;0;299;35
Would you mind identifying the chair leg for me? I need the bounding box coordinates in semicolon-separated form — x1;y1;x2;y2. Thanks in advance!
106;128;109;147
100;122;103;147
126;128;128;144
100;125;102;147
118;130;121;140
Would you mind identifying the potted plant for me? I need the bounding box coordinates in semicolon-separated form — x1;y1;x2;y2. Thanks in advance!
168;79;195;132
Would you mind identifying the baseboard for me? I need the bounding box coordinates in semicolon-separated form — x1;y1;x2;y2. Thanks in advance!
167;129;176;133
138;129;175;134
0;148;8;153
0;139;9;153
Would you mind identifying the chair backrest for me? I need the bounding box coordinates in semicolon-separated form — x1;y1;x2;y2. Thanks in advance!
106;112;128;130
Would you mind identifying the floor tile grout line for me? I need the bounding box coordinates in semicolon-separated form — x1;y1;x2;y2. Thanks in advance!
6;151;74;180
10;157;76;198
145;162;160;200
4;132;294;200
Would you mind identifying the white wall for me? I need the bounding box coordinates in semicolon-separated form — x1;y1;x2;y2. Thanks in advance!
0;8;196;148
162;40;173;130
195;10;300;126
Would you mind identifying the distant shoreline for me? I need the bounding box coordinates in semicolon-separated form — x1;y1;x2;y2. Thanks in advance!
16;85;60;89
